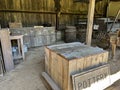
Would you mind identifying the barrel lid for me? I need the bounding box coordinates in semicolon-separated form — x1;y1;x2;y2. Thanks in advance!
65;26;76;32
65;29;76;32
66;26;76;29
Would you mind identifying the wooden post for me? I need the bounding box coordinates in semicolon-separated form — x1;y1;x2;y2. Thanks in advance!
86;0;95;46
109;33;118;58
111;44;116;57
0;30;14;72
56;12;59;30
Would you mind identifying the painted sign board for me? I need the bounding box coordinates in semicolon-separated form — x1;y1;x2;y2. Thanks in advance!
72;64;110;90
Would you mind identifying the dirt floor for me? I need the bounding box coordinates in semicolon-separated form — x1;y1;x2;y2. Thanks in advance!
105;48;120;90
0;42;120;90
0;47;47;90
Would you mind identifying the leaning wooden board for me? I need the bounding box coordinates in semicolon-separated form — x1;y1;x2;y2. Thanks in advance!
45;42;108;90
0;30;14;72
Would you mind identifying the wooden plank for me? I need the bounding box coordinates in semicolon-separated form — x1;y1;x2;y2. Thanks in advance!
83;56;92;70
91;54;99;67
0;56;4;76
62;58;69;90
13;0;21;22
50;51;54;79
77;58;84;72
103;52;108;63
45;47;50;74
86;0;95;46
42;72;60;90
68;60;77;90
0;30;14;71
97;53;103;65
51;51;58;85
20;35;24;60
0;0;109;27
45;47;64;90
99;52;108;65
10;35;24;39
57;55;63;90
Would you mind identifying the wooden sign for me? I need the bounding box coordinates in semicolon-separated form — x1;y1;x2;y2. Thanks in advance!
72;64;110;90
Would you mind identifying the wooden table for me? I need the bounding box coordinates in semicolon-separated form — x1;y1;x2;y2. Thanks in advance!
10;35;24;60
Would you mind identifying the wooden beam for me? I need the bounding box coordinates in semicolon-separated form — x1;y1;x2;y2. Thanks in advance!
0;9;87;15
86;0;95;46
42;72;60;90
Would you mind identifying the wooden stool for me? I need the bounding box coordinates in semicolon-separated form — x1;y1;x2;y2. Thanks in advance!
10;35;24;60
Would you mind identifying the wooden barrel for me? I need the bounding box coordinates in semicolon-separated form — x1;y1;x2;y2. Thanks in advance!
65;26;76;42
77;29;86;43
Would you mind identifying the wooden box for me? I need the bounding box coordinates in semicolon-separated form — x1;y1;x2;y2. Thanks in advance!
9;22;22;28
45;42;108;90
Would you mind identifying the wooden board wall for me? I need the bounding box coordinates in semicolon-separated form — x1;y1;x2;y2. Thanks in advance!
0;0;108;28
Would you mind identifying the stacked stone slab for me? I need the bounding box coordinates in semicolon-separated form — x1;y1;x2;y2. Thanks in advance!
10;27;56;48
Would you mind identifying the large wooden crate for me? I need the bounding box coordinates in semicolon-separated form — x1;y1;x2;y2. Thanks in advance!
45;42;108;90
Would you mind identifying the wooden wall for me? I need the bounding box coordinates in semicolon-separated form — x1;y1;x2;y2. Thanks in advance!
0;0;108;28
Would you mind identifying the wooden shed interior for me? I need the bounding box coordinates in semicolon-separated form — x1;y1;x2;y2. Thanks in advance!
0;0;120;90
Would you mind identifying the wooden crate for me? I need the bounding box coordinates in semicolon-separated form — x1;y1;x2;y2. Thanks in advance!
45;42;108;90
9;22;22;28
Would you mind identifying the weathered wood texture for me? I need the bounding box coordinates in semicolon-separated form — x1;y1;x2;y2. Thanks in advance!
0;0;108;27
42;72;60;90
0;29;14;72
45;42;108;90
0;49;5;76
